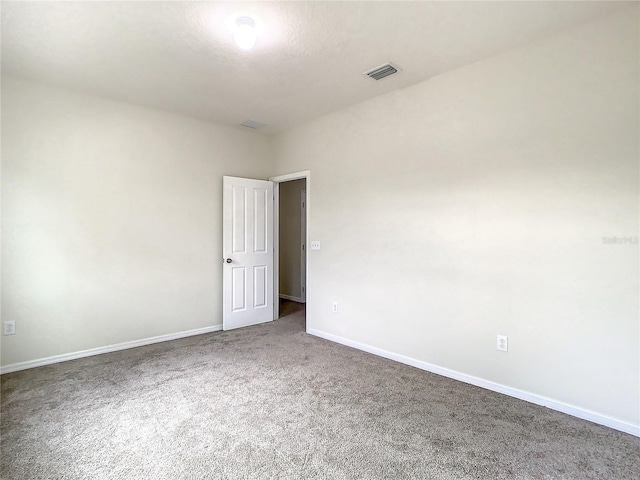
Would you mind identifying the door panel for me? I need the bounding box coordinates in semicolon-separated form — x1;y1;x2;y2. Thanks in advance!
232;186;247;253
253;265;267;308
253;187;268;253
232;267;246;311
223;176;274;330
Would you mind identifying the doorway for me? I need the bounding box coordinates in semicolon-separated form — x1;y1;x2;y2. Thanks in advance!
271;171;310;328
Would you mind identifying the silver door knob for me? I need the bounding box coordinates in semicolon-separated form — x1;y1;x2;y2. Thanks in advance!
224;258;232;263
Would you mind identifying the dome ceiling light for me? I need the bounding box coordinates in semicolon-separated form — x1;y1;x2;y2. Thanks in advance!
234;16;257;50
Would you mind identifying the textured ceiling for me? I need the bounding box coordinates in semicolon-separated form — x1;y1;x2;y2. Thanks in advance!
1;1;627;134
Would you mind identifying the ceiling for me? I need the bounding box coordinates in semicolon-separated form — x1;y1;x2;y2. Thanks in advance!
1;1;627;134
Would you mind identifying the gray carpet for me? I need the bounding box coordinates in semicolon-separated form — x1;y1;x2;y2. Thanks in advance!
1;301;639;480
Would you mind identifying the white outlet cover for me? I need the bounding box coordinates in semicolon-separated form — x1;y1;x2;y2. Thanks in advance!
3;321;16;336
497;335;508;352
311;241;321;250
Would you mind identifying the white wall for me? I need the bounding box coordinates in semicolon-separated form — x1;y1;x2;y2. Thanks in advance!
1;77;274;367
274;7;639;429
1;4;638;435
279;179;305;300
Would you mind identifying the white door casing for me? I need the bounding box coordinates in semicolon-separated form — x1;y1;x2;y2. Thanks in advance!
300;189;307;303
222;176;274;330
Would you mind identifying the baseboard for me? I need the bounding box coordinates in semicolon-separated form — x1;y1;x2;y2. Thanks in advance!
307;328;640;438
279;294;305;303
0;324;223;375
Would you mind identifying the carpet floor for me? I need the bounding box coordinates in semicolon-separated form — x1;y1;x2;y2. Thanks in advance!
1;301;639;479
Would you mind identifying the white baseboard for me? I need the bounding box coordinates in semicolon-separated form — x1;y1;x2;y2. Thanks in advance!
0;324;223;375
307;328;640;438
279;294;305;303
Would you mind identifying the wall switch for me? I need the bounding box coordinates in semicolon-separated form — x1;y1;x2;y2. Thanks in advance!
497;335;508;352
311;241;321;250
3;321;16;336
332;302;338;313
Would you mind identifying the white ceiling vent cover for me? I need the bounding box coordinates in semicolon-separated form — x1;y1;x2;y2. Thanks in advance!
363;62;401;81
240;119;267;130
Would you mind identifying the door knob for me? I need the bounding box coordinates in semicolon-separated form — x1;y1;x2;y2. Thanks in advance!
224;258;232;263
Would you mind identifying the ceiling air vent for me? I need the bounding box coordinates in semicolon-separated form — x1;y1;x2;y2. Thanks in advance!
240;119;267;130
363;62;401;81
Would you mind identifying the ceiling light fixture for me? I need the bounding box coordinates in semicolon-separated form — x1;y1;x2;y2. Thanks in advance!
234;16;257;50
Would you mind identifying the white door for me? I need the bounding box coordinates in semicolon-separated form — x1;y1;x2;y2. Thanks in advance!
223;176;274;330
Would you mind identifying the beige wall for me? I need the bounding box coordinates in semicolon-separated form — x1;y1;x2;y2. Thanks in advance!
279;179;306;300
1;5;638;434
1;77;274;366
274;7;639;427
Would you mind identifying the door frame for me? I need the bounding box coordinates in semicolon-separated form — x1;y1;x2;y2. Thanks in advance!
269;170;310;323
300;189;306;303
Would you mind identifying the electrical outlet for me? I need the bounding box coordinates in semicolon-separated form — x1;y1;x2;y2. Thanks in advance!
497;335;508;352
311;241;321;250
3;321;16;336
332;302;338;313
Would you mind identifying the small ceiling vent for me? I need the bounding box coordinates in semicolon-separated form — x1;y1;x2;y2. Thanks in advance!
240;119;267;130
363;62;401;81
